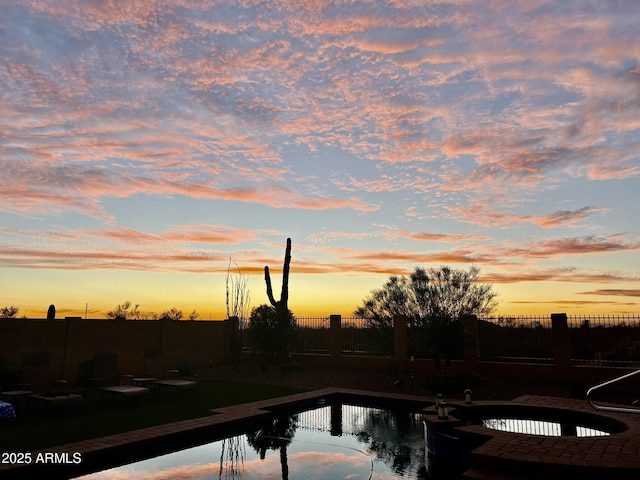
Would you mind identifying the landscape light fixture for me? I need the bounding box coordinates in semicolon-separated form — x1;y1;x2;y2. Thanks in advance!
437;401;449;420
465;389;472;404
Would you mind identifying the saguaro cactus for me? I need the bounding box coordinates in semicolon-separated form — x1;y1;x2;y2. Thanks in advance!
264;237;291;315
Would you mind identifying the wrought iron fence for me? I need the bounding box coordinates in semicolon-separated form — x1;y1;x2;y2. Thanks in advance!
568;314;640;366
293;316;330;354
240;312;640;366
477;316;554;363
341;316;393;357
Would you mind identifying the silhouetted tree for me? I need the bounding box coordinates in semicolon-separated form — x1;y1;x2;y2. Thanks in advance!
47;304;56;320
0;306;19;319
247;304;297;363
106;301;140;320
246;415;298;480
355;408;427;478
355;265;499;367
158;307;183;321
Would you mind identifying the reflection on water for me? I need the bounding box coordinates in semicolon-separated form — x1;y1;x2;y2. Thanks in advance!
75;404;429;480
219;435;246;479
481;417;610;437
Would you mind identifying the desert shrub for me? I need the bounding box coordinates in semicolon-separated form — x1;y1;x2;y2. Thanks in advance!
247;304;297;364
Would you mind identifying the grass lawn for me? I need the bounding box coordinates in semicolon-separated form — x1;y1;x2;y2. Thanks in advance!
3;380;303;451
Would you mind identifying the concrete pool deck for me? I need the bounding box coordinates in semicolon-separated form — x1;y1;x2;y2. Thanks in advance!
1;390;639;479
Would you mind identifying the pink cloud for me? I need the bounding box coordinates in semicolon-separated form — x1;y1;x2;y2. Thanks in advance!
444;204;608;229
396;230;490;242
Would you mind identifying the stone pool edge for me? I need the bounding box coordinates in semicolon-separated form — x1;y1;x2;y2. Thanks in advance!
0;387;430;480
449;395;640;478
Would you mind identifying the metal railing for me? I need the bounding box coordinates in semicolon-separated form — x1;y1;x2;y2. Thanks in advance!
586;369;640;414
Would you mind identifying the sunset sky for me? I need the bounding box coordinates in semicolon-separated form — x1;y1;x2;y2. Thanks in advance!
1;1;639;320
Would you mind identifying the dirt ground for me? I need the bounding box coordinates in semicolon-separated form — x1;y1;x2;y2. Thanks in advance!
198;362;573;402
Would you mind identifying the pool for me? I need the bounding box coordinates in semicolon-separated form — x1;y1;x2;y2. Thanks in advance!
423;401;631;477
453;404;628;437
74;402;431;479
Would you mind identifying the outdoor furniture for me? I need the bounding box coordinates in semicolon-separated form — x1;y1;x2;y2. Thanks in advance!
100;385;149;399
0;400;16;420
155;379;197;391
0;389;34;403
132;377;157;388
29;379;83;405
4;352;51;401
97;374;150;399
4;355;83;407
88;352;150;400
141;347;197;391
30;392;83;405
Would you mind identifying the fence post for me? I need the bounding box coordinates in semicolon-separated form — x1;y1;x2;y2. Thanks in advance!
463;315;479;372
393;314;408;372
551;313;571;383
330;314;342;367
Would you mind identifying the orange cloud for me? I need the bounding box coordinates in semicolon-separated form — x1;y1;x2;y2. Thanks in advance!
577;289;640;297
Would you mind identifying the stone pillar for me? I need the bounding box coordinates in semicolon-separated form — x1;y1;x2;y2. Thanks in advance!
393;314;408;372
551;313;571;383
329;314;342;367
463;315;479;372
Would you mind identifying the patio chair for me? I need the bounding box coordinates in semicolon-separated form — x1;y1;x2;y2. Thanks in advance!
141;348;197;392
30;379;83;405
3;352;83;406
91;351;149;400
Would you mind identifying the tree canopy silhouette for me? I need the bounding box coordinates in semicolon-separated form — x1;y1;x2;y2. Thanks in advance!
355;265;499;367
355;265;498;321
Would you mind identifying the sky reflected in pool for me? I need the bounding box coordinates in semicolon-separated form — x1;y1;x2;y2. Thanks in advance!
75;404;429;479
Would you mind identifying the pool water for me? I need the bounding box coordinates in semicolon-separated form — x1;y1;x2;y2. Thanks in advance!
453;403;626;438
75;403;430;479
480;417;610;437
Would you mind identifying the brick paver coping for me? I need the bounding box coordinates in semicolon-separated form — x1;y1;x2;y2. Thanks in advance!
447;395;640;478
2;391;639;479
